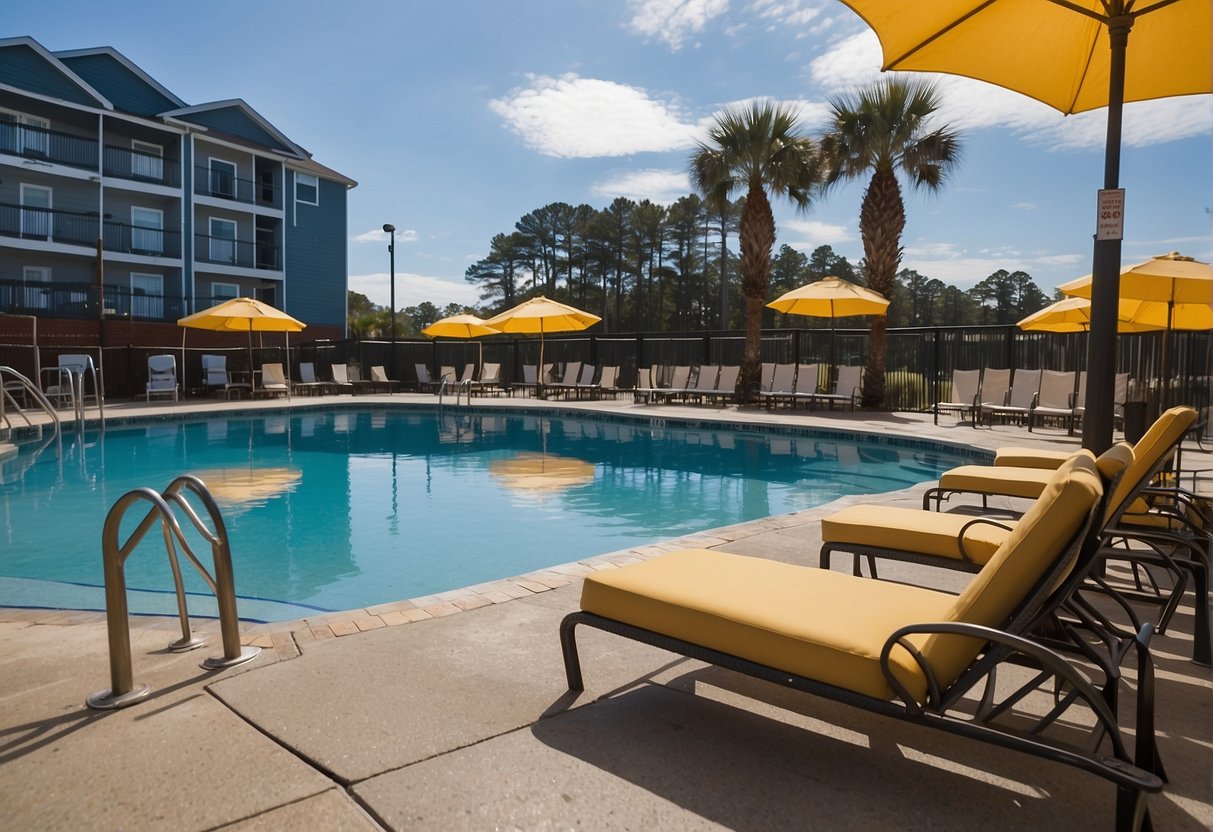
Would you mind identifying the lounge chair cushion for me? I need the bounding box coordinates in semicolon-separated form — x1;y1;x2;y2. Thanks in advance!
821;506;1009;565
993;447;1071;469
580;548;955;703
940;441;1134;503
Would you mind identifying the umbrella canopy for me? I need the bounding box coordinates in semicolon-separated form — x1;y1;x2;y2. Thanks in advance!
178;297;305;393
483;297;601;396
836;0;1211;452
421;314;499;339
422;314;499;372
767;275;890;318
1017;296;1163;333
1058;252;1213;305
767;276;888;378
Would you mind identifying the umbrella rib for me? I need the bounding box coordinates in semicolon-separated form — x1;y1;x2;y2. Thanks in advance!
884;0;1000;69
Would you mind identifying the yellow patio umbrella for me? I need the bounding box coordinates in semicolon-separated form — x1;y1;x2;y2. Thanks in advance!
767;275;889;379
1016;296;1162;333
482;296;601;397
178;297;306;393
421;313;499;372
836;0;1212;451
1059;252;1213;403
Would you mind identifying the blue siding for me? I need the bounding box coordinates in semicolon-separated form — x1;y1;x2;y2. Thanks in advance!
285;173;348;327
176;107;292;153
0;45;104;107
58;54;178;116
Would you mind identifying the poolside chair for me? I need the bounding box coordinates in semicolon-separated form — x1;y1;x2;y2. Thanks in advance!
259;363;290;399
472;362;504;396
329;364;356;395
559;452;1163;831
683;365;719;404
813;364;861;410
293;362;333;396
976;368;1011;421
758;363;795;410
354;365;399;394
414;363;441;393
933;368;981;425
759;362;776;395
652;365;691;404
1028;370;1078;432
547;362;583;399
144;354;178;402
923;406;1207;662
1072;372;1130;434
788;363;820;409
983;368;1041;426
633;366;657;404
572;364;598;399
592;365;621;399
201;354;248;400
703;365;740;405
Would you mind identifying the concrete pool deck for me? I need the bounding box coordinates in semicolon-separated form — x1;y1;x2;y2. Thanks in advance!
1;393;1210;830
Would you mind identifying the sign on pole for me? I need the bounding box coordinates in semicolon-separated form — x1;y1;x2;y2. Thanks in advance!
1096;188;1125;241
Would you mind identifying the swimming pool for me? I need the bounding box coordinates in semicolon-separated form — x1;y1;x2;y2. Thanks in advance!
0;409;977;621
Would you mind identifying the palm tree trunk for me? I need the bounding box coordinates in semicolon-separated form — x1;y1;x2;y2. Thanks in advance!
739;184;774;399
859;164;904;408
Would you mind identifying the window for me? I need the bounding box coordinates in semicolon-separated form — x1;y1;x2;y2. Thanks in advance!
209;159;237;198
295;173;318;206
19;184;52;239
0;111;48;157
131;140;163;182
209;217;237;264
22;266;50;310
130;272;164;319
131;206;164;254
211;282;239;305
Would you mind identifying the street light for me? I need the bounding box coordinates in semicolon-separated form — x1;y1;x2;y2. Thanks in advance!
382;223;396;376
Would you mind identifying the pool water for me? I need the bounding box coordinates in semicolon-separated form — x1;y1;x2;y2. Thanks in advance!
0;410;973;621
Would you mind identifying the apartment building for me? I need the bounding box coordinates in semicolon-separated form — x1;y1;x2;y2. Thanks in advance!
0;36;355;329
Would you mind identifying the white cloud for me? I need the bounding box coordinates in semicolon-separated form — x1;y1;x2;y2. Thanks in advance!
807;29;1213;149
782;218;853;246
899;242;1085;289
490;74;704;158
348;271;480;310
353;227;418;243
748;0;822;28
718;95;832;131
592;169;693;203
627;0;729;50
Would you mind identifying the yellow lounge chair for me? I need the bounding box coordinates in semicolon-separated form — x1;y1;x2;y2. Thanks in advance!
560;452;1161;831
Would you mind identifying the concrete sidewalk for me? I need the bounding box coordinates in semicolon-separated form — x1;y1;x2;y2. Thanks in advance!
1;401;1210;830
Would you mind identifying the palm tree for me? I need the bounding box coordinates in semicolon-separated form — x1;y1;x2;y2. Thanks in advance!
691;101;823;397
821;77;961;408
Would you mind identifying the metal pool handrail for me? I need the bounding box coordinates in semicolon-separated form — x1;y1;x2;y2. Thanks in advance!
86;475;259;710
0;366;61;441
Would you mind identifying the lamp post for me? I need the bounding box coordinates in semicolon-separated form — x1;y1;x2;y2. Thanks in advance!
382;223;396;377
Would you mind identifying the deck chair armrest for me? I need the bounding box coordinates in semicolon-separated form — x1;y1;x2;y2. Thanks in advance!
955;517;1015;563
879;621;1162;791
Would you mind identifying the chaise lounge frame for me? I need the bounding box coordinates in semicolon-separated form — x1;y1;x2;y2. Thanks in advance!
559;459;1163;831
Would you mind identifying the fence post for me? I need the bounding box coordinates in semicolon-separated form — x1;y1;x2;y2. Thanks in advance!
932;328;941;409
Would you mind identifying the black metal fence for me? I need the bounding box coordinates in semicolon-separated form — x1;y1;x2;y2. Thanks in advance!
0;326;1208;430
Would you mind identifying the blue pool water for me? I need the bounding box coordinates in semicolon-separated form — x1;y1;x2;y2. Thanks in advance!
0;409;975;621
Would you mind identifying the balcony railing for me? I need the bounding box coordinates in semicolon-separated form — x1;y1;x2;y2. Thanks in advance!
103;145;180;187
102;220;182;258
0;121;98;170
0;278;185;321
195;233;280;270
193;166;278;207
0;203;181;258
0;202;99;246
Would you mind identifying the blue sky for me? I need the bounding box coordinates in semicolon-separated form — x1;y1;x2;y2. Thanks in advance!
14;0;1211;310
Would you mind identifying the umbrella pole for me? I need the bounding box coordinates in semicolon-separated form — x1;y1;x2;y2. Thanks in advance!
248;322;255;396
829;300;837;389
1081;17;1130;454
538;323;545;400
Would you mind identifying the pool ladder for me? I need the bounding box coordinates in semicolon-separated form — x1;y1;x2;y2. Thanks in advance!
87;475;260;710
437;375;473;409
0;366;61;444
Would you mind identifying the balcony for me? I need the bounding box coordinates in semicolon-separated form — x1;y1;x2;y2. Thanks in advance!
0;278;185;321
103;145;180;187
194;166;278;207
0;122;98;171
0;203;181;258
0;202;99;246
195;232;280;271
